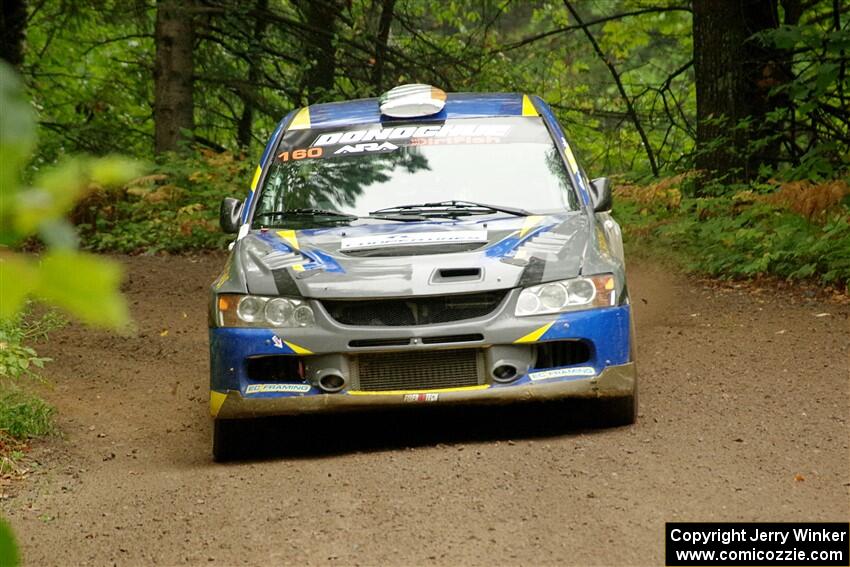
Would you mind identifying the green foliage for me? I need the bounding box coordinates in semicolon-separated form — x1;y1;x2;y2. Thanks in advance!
79;150;251;253
0;518;19;567
0;306;62;449
0;308;65;381
0;390;55;440
615;180;850;289
22;0;695;177
749;20;850;181
0;60;136;327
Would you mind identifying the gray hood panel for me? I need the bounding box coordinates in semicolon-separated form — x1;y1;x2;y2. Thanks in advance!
232;214;590;299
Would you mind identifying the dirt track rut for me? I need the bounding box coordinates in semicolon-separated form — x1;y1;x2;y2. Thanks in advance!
3;255;849;566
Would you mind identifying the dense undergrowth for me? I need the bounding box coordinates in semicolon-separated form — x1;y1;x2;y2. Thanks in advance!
75;150;250;253
613;175;850;292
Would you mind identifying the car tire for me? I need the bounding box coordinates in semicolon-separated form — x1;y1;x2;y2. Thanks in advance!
212;419;241;462
604;386;638;426
595;370;638;427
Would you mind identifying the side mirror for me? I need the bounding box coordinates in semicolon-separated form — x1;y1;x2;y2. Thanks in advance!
220;197;243;234
590;177;612;212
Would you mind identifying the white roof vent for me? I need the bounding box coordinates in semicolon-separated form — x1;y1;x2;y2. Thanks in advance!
379;84;446;118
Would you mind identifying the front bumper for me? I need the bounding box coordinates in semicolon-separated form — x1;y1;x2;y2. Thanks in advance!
212;361;636;419
209;301;634;419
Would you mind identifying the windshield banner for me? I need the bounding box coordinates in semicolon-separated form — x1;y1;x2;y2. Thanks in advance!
274;117;550;162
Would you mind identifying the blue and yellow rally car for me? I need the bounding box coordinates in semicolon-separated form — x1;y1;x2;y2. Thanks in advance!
209;84;637;460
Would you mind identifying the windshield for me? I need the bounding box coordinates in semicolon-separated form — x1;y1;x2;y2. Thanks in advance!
253;116;579;227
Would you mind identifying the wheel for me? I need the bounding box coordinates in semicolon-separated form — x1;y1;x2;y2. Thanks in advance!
212;419;242;462
604;387;638;426
596;372;638;427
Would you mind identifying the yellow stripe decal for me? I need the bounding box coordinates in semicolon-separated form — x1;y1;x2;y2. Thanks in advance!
277;229;299;251
563;143;579;173
250;165;262;192
289;107;311;130
292;264;305;272
283;340;313;355
519;215;543;237
348;385;489;396
521;95;539;117
514;322;554;344
210;391;227;417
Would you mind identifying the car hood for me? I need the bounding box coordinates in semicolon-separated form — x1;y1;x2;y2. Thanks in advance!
231;213;591;299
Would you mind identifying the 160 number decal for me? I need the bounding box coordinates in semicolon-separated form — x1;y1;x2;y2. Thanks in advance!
277;147;323;161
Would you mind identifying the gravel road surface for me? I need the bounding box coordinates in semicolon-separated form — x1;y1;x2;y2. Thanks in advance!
3;255;848;566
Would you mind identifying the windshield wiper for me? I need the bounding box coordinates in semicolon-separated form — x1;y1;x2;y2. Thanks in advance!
370;200;532;217
253;209;422;225
254;208;358;221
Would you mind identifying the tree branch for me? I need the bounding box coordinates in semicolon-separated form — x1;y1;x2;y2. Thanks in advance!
495;5;691;54
561;0;660;176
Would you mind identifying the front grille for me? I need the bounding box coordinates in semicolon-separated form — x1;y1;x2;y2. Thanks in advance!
322;291;507;326
354;349;484;391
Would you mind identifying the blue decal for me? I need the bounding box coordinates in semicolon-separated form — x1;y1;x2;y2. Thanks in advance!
307;249;345;273
485;223;554;258
210;328;312;395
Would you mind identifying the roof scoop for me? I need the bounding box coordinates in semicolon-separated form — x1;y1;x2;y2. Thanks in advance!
379;84;446;118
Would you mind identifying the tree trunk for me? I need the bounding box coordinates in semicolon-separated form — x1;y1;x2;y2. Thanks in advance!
1;0;27;68
300;0;342;103
237;0;269;149
693;0;782;186
154;0;195;154
371;0;396;94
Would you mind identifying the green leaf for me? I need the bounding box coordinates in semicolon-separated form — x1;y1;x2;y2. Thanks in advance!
35;251;129;328
89;157;144;186
0;519;19;567
14;159;88;237
0;255;37;320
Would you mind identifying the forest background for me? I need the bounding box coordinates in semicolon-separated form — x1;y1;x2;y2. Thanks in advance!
0;0;848;497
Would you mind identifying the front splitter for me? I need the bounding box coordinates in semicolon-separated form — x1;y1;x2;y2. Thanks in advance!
212;362;636;419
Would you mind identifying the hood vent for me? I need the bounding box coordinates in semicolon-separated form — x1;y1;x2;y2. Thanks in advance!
431;267;482;283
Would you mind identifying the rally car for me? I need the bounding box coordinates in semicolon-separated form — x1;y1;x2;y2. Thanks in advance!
209;84;637;460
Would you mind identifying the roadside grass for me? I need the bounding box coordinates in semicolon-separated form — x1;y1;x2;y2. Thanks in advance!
0;309;62;472
613;176;850;295
0;390;55;441
0;388;56;475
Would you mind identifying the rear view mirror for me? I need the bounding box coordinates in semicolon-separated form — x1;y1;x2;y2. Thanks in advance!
220;198;243;234
590;177;612;212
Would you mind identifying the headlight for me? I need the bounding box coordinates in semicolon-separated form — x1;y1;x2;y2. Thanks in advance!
216;294;315;327
515;274;616;317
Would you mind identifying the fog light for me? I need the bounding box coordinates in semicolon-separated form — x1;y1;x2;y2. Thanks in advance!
492;364;518;383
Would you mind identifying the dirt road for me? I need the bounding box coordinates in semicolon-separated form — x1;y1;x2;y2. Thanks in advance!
3;255;848;566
